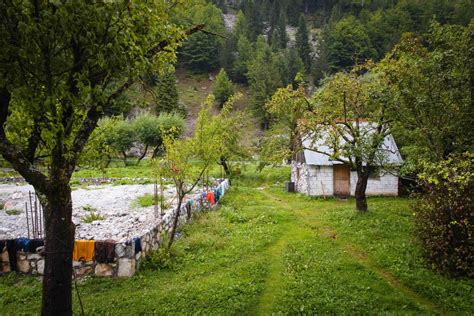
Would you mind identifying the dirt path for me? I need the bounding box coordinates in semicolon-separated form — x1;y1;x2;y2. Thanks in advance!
254;189;441;315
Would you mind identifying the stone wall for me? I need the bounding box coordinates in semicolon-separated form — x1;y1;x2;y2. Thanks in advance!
1;179;230;278
292;163;398;197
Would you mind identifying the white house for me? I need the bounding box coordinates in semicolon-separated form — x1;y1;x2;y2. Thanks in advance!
291;124;403;197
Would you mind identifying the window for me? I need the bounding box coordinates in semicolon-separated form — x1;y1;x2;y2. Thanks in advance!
368;166;380;180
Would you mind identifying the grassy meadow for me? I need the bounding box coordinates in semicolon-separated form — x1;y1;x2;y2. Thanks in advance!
0;166;473;315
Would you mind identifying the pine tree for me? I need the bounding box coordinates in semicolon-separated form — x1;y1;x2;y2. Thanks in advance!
213;68;235;107
155;72;179;114
247;36;282;128
296;14;312;73
180;2;225;72
232;35;253;83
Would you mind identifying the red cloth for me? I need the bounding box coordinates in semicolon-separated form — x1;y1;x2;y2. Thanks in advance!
206;192;215;205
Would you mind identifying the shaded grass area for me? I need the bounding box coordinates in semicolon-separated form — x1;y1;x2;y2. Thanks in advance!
0;166;472;314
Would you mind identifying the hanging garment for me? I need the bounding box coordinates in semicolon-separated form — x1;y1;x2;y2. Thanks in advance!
15;238;31;252
28;239;44;253
0;240;5;252
214;189;220;203
206;192;215;206
185;201;193;219
94;240;116;263
73;240;95;262
6;239;17;272
133;237;142;254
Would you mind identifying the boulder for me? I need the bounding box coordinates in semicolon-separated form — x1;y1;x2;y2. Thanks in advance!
95;263;114;277
117;258;136;277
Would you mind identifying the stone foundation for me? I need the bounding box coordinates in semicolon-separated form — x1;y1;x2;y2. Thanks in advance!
0;179;230;278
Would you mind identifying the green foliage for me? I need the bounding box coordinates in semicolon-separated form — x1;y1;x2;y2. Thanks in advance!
82;204;97;212
141;245;174;270
82;212;105;224
247;37;282;127
212;68;235;106
108;120;136;156
154;71;180;114
295;14;312;72
133;113;162;149
232;35;254;83
179;1;225;72
5;209;21;216
133;193;169;209
326;16;377;71
379;22;473;172
413;153;474;277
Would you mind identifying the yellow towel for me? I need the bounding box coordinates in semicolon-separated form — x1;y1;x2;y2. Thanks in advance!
73;240;95;262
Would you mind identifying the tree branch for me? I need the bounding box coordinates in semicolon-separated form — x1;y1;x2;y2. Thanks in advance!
0;88;48;193
68;24;207;175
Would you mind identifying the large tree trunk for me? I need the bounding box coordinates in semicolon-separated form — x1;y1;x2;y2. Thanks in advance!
355;170;369;212
41;180;75;315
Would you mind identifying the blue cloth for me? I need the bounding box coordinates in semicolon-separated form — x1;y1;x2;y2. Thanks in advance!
28;239;44;253
133;237;142;254
15;238;31;252
201;192;206;199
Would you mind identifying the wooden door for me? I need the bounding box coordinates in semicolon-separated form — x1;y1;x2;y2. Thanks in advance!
333;164;350;197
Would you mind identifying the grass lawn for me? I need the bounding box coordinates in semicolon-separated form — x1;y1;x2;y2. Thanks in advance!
1;166;472;314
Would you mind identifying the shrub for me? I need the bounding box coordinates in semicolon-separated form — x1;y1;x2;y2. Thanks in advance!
82;212;105;223
141;244;174;270
413;153;473;277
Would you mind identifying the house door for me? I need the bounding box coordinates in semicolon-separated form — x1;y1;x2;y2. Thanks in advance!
333;164;350;197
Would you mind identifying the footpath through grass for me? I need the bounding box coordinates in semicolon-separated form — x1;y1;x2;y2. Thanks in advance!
1;166;473;314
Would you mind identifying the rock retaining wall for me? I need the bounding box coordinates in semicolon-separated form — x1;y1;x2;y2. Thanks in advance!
0;179;230;278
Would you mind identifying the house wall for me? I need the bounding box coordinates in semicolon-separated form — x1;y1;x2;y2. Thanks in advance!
292;163;398;197
350;172;398;196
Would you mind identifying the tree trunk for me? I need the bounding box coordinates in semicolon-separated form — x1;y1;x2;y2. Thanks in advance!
168;194;183;248
41;181;75;316
122;151;127;165
219;156;230;176
137;144;148;165
355;170;369;212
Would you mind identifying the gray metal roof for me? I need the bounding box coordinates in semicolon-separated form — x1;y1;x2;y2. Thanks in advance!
301;123;403;166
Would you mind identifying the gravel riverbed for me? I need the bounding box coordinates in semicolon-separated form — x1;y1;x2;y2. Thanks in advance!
0;183;180;242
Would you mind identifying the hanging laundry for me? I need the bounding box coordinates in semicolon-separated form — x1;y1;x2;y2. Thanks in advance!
28;239;44;253
206;191;215;206
73;240;95;262
0;240;5;252
6;239;17;272
185;201;193;219
94;240;116;263
133;237;142;254
16;238;31;252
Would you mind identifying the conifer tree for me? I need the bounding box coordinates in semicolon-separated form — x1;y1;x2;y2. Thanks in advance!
213;68;235;107
247;36;282;128
296;14;312;73
233;35;254;83
154;72;179;114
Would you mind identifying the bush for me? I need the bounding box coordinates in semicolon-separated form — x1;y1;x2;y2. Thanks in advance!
413;153;473;277
141;244;174;270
